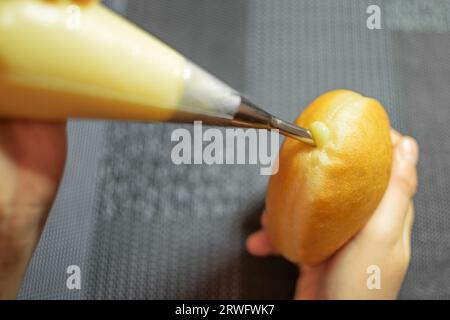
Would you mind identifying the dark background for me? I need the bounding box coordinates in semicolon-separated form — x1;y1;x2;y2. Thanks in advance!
18;0;450;299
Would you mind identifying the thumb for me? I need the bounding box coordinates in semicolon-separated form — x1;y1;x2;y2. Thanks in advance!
370;136;419;231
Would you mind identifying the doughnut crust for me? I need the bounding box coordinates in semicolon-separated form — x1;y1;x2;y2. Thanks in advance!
266;90;392;266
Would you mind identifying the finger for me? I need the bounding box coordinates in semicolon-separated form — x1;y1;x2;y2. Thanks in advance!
402;203;414;261
391;136;419;196
405;203;415;233
390;129;402;146
369;136;419;232
246;229;278;256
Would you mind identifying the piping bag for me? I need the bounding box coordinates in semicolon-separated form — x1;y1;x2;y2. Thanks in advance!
0;0;315;145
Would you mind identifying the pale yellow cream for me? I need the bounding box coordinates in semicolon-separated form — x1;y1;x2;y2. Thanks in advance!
0;0;187;121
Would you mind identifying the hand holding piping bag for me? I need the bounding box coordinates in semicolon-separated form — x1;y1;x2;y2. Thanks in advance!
0;0;105;300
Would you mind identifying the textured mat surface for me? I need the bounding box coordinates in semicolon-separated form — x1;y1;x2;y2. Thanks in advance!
394;31;450;299
19;0;450;299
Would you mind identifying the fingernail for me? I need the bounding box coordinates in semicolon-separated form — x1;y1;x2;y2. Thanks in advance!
398;137;418;165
